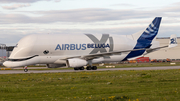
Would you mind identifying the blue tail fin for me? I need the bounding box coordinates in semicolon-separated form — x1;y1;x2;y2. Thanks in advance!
135;17;162;49
123;17;162;60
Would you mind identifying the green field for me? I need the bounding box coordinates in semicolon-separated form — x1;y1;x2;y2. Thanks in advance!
1;69;180;101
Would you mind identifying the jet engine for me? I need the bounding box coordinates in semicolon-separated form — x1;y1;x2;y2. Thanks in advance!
67;58;87;68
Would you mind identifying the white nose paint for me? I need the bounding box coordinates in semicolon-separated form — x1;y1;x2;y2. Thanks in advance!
3;61;25;68
3;56;40;68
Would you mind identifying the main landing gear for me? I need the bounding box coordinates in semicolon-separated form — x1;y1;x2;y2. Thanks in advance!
86;66;97;70
74;66;84;70
24;66;28;72
74;66;97;70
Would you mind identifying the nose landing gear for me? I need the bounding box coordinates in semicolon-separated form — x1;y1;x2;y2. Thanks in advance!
24;66;28;72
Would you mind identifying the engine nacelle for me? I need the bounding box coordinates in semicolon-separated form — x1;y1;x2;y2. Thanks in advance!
67;58;87;68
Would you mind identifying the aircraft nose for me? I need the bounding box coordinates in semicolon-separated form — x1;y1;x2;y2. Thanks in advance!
3;61;26;68
3;61;13;68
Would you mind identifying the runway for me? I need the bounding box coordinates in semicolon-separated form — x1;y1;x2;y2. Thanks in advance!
0;66;180;74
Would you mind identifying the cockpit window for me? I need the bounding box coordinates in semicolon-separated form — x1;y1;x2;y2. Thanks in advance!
8;55;39;61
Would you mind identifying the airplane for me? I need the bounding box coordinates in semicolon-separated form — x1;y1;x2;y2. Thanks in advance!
3;17;178;72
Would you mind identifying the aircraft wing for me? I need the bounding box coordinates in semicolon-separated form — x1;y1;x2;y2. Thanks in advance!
144;45;168;55
63;34;177;61
62;47;155;60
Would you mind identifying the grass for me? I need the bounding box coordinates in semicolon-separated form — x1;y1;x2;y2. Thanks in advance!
1;69;180;101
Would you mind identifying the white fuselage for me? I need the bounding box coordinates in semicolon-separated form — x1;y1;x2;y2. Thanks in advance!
3;17;163;68
3;34;140;68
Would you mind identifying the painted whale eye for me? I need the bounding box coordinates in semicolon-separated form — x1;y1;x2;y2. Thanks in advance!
43;50;49;54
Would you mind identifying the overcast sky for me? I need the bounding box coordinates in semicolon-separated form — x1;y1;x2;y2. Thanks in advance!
0;0;180;46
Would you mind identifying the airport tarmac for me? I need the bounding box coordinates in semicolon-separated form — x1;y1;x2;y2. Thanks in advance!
0;66;180;74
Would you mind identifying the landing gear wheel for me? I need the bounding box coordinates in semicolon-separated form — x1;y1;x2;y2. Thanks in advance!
92;66;97;70
86;66;92;70
74;68;79;70
24;69;28;72
24;66;28;72
79;66;84;70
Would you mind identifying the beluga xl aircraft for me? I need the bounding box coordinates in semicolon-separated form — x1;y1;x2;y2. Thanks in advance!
3;17;177;72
